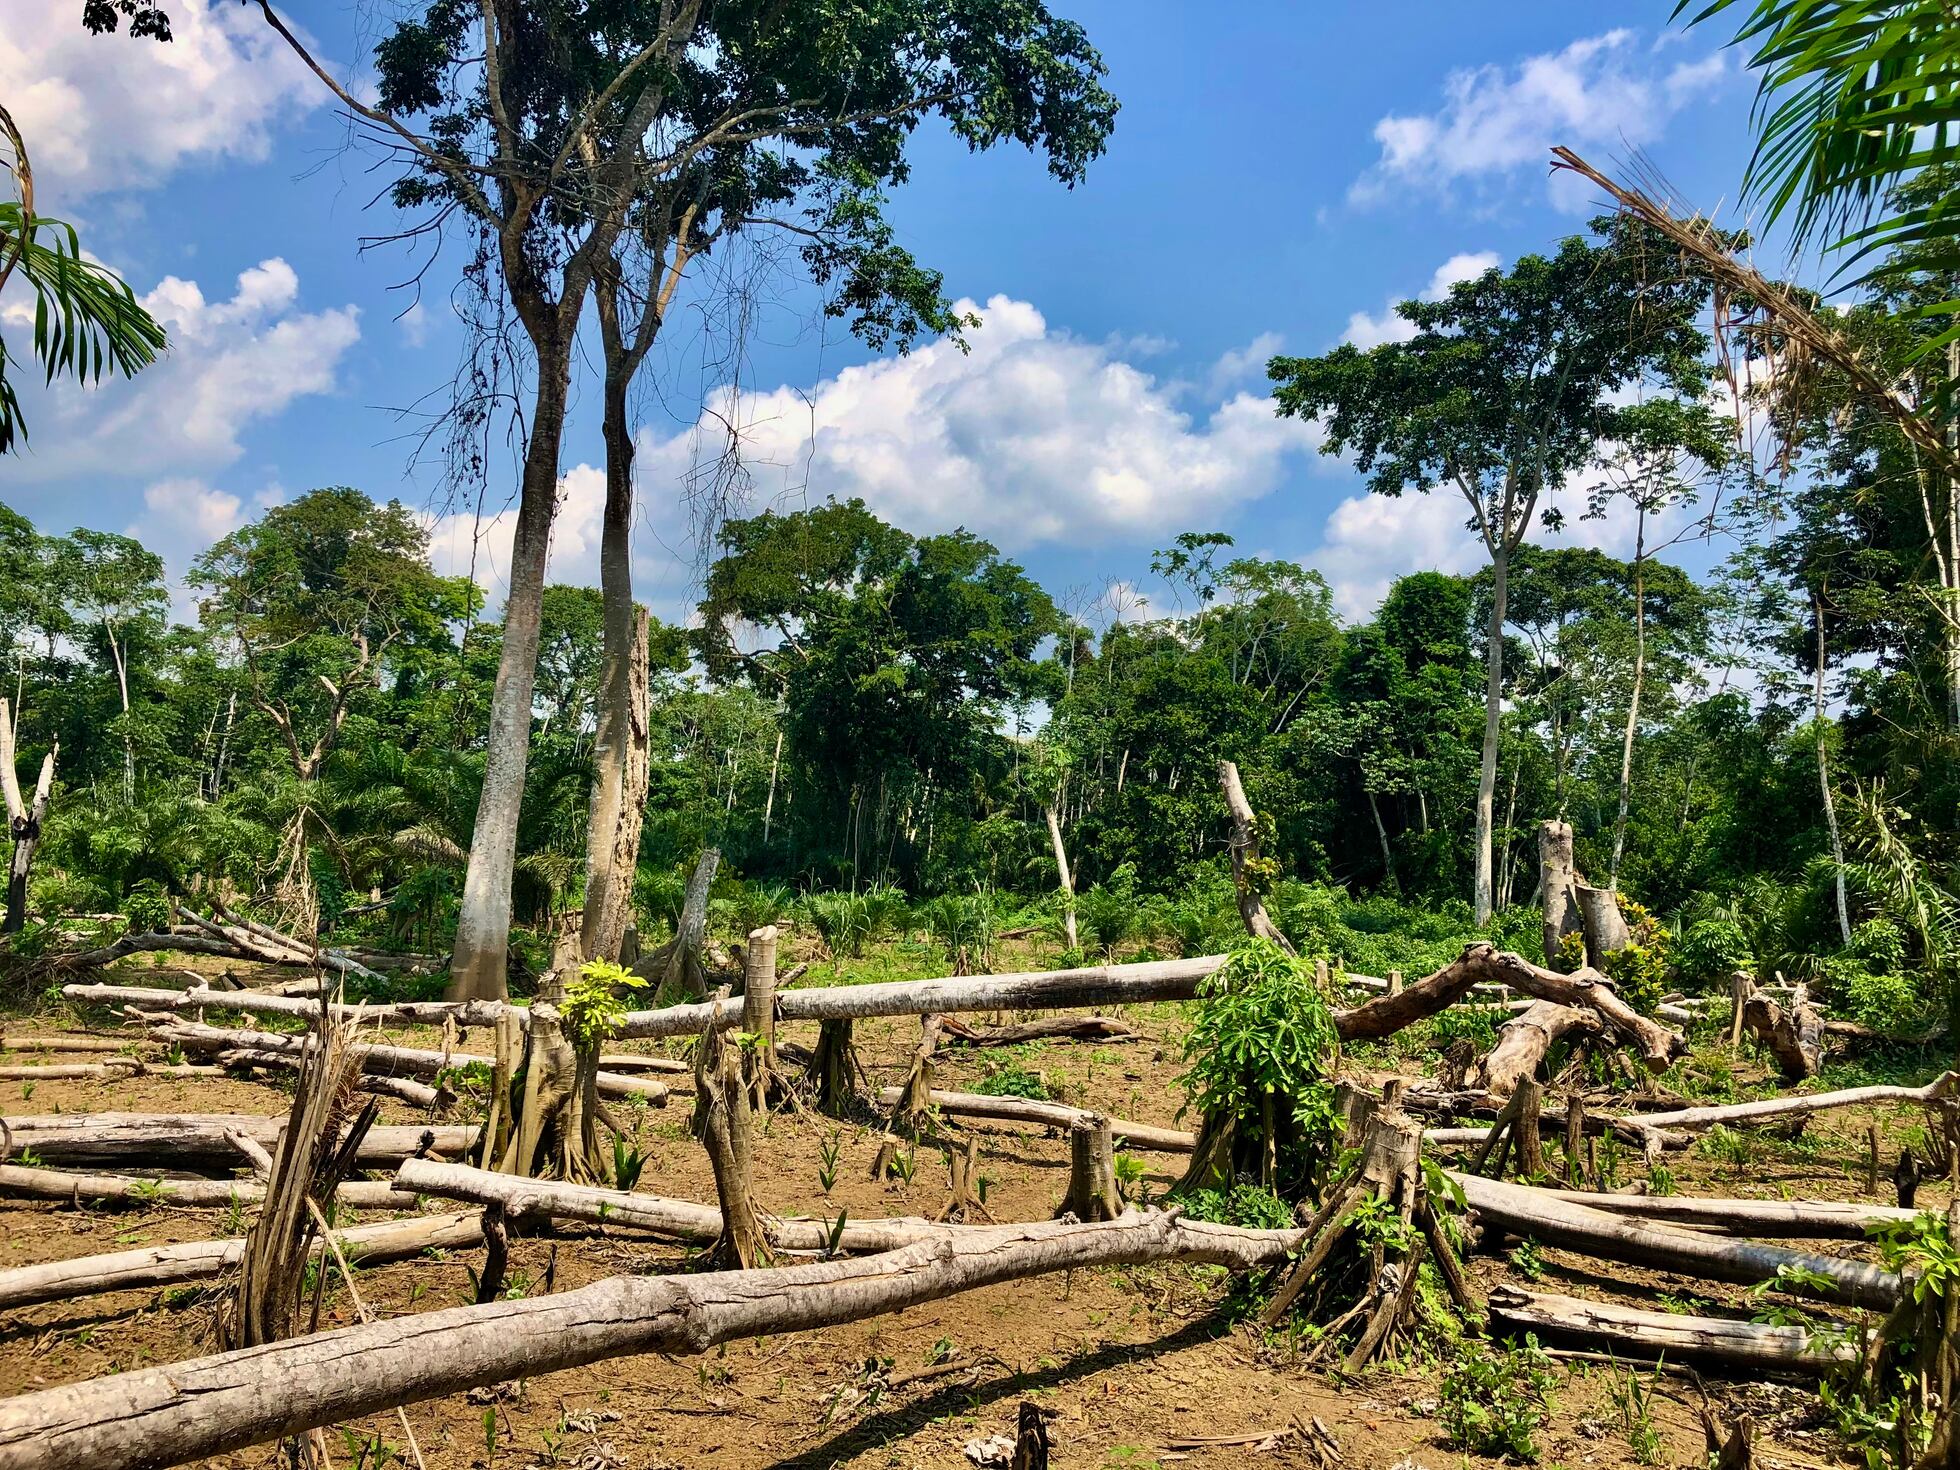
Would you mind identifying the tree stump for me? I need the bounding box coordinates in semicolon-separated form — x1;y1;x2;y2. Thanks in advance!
694;988;771;1270
1575;883;1632;969
809;1019;866;1119
872;1015;941;1180
1537;820;1583;968
1742;984;1823;1081
1058;1115;1120;1222
1260;1103;1468;1367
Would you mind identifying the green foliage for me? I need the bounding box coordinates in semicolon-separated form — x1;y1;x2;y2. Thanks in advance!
1173;1183;1294;1230
1438;1336;1558;1463
561;960;646;1052
1078;863;1143;958
974;1061;1048;1100
1674;915;1751;990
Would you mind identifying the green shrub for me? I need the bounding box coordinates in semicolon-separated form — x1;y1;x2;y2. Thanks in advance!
1674;916;1751;990
1439;1336;1557;1462
1175;1183;1293;1230
1428;1004;1501;1053
1078;863;1142;957
974;1062;1048;1100
121;878;172;935
1841;967;1929;1036
918;891;998;970
1848;916;1907;974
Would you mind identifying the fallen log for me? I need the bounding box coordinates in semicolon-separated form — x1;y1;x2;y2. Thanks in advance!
0;1063;221;1082
0;1114;475;1170
1534;1187;1919;1239
1629;1074;1957;1133
0;1210;1305;1470
396;1158;1051;1253
873;1087;1197;1154
0;1211;481;1311
1450;1171;1902;1308
1489;1285;1860;1372
61;982;510;1031
142;1019;671;1105
1465;950;1685;1071
1474;1002;1601;1098
0;1036;152;1056
0;1164;414;1212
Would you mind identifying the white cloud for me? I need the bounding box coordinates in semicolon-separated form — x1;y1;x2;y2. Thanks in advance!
1352;31;1727;211
633;296;1328;552
398;302;431;349
6;258;361;482
1342;251;1501;349
0;0;322;206
425;465;610;595
1208;330;1285;395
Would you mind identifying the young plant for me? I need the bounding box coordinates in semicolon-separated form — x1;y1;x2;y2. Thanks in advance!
817;1132;843;1196
1604;1358;1663;1466
1439;1336;1557;1462
610;1135;647;1193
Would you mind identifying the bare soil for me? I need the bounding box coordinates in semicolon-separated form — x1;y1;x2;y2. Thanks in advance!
0;954;1946;1470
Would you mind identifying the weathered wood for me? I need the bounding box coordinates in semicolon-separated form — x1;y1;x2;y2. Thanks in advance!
1058;1115;1120;1222
0;1063;219;1081
1450;1171;1902;1308
1629;1074;1957;1133
1537;819;1583;967
873;1087;1196;1153
0;1211;481;1311
63;983;511;1032
0;702;54;936
1475;1002;1600;1098
1466;949;1685;1071
1532;1187;1920;1238
1741;983;1825;1081
0;1036;148;1056
1218;760;1294;954
1573;883;1631;967
0;1113;474;1169
0;1164;414;1212
144;1019;670;1105
1490;1285;1860;1372
0;1213;1308;1470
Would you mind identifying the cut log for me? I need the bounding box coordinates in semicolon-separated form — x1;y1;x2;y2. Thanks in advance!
1627;1073;1956;1134
0;1113;475;1169
0;1211;481;1311
1218;760;1294;954
0;1212;1308;1470
144;1019;670;1105
1537;819;1584;968
0;1063;219;1081
1741;983;1824;1082
1531;1187;1919;1239
0;1164;414;1212
0;1036;152;1056
1489;1285;1860;1372
1474;1002;1601;1098
1450;1171;1902;1308
874;1087;1196;1154
1058;1115;1121;1222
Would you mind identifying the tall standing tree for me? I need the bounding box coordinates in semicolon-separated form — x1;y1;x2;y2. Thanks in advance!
51;529;167;801
1269;221;1713;920
303;0;1118;998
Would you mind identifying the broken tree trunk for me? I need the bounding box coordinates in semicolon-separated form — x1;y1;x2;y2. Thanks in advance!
809;1018;866;1119
0;702;53;937
694;989;770;1269
1450;1171;1902;1308
739;925;796;1112
1529;1187;1919;1239
1463;948;1685;1071
1474;1002;1601;1098
1537;819;1583;968
1574;883;1632;968
0;1212;1308;1470
1218;760;1294;953
0;1211;481;1311
1489;1285;1860;1372
873;1014;943;1180
644;846;719;997
1742;983;1825;1082
874;1087;1196;1154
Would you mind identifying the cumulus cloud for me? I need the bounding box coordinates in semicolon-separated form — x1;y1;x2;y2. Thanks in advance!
0;0;322;205
1351;30;1727;211
7;258;361;483
633;296;1328;552
424;465;609;594
1342;251;1502;349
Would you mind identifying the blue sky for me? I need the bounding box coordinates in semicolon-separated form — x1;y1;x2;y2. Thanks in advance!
1;1;1764;624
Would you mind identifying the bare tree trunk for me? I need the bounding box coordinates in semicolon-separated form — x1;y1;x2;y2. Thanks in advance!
1475;539;1508;924
761;728;783;844
1366;788;1397;892
449;353;573;1001
1043;805;1078;951
580;308;641;963
1217;760;1294;952
0;699;54;935
1609;513;1647;886
1537;819;1582;968
1812;592;1852;945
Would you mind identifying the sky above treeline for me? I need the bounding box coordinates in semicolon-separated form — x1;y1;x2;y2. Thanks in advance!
1;2;1771;626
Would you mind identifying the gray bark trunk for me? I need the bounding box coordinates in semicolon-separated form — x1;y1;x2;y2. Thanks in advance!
1475;538;1507;924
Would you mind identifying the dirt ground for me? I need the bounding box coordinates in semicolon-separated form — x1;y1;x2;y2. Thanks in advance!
0;959;1947;1470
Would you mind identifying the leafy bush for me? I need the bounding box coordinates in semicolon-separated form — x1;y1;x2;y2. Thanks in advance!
1841;967;1929;1036
1077;863;1143;957
1439;1336;1557;1462
1848;916;1907;974
974;1061;1048;1100
121;879;172;934
1180;939;1340;1191
561;959;647;1051
1674;916;1751;990
1428;1003;1501;1053
1175;1182;1294;1230
859;883;910;944
801;891;872;957
918;891;998;970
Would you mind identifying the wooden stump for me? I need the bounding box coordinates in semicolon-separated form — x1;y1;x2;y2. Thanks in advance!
738;926;798;1113
809;1018;866;1118
1472;1077;1549;1182
1537;820;1583;968
1742;984;1823;1081
873;1015;941;1180
694;988;770;1270
1058;1115;1120;1222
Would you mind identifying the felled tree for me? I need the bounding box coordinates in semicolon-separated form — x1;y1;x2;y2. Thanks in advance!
1175;940;1340;1199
